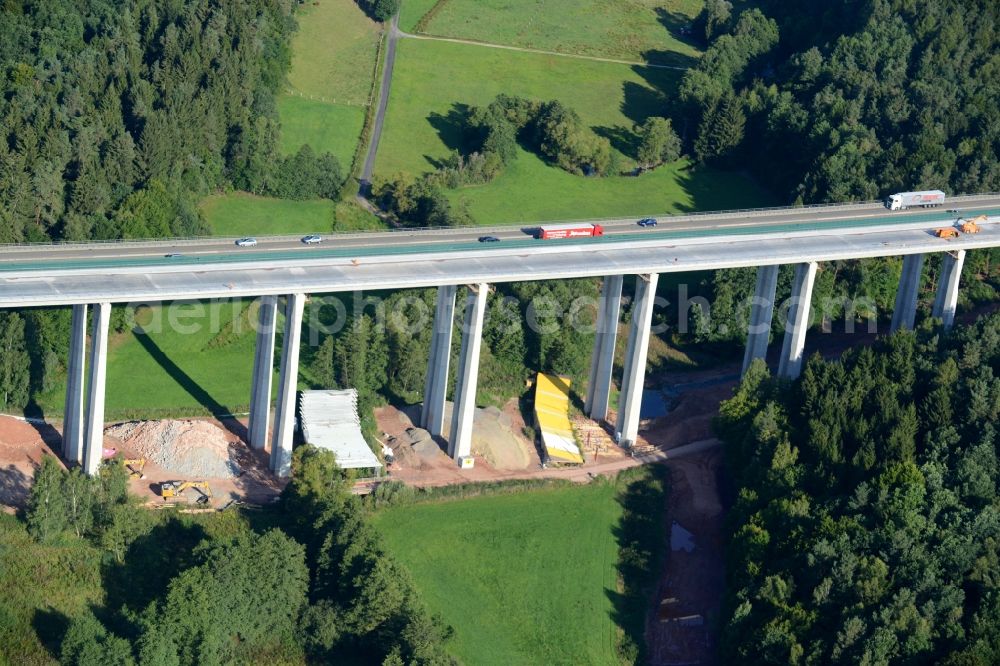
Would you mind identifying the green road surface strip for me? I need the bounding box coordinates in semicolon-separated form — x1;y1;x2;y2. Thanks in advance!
371;484;623;665
6;208;993;274
413;0;702;66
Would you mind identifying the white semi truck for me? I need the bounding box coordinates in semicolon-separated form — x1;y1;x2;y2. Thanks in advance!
885;190;946;210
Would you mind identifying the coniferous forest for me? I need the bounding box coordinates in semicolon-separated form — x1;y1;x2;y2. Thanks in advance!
0;0;341;245
717;314;1000;664
681;0;1000;202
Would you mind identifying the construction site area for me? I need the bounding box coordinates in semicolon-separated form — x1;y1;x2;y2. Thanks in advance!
0;365;733;665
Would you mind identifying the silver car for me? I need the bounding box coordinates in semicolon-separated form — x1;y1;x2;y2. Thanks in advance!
301;235;323;245
235;237;257;247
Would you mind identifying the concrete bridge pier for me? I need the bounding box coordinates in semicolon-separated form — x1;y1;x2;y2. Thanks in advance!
448;283;489;463
248;295;278;450
421;285;457;437
271;293;305;477
82;302;111;475
63;304;88;465
616;274;659;448
742;265;780;376
778;262;818;380
891;253;925;333
585;275;623;422
932;250;965;330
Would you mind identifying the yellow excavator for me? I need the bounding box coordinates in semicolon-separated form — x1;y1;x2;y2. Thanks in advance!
960;214;986;234
123;458;146;479
102;456;147;479
160;481;213;504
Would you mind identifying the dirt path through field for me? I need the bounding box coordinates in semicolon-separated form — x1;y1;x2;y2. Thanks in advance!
397;30;689;70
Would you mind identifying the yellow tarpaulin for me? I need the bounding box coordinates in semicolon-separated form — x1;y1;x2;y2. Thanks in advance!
534;373;584;464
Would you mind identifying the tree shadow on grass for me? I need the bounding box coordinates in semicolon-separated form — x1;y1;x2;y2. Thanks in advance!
426;102;474;167
0;463;32;508
642;48;699;70
606;466;669;662
594;125;639;161
620;79;674;126
673;159;765;213
32;607;71;660
101;519;208;625
132;329;247;441
653;7;702;53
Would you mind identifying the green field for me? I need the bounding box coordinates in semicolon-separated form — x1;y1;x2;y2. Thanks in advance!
376;39;770;222
418;0;702;65
376;39;682;176
278;0;380;163
371;483;627;665
286;0;380;103
0;514;104;662
38;302;276;419
399;0;440;32
450;153;772;224
277;96;367;168
201;193;336;236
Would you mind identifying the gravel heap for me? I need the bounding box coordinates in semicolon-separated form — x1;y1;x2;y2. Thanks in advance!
107;420;240;478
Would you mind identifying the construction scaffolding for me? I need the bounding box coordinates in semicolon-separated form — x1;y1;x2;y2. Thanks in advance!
534;373;584;465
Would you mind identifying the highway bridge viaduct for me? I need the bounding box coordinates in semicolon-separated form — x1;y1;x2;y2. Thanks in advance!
2;195;998;476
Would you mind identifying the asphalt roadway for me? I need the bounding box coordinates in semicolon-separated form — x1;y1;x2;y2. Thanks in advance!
358;13;399;196
2;194;998;271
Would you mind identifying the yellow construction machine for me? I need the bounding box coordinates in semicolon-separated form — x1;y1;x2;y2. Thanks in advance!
160;481;213;504
960;215;985;234
123;458;146;479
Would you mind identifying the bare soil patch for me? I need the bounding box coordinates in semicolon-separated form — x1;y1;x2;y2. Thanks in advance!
0;415;282;511
0;416;63;511
646;448;726;666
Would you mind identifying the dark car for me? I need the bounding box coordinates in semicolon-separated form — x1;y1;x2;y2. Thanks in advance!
637;217;658;227
478;235;500;243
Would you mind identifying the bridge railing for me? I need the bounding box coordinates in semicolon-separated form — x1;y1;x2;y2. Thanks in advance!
2;192;997;249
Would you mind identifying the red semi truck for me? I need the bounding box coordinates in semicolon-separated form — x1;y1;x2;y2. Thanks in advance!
537;223;605;239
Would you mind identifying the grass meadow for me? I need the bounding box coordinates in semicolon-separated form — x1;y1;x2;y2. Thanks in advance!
0;513;104;663
375;39;771;223
278;0;380;164
371;481;630;665
37;302;274;419
286;0;380;105
448;153;772;224
201;192;383;236
277;96;367;169
399;0;440;32
200;193;336;236
416;0;703;65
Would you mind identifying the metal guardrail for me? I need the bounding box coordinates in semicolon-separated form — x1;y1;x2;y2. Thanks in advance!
1;192;997;250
